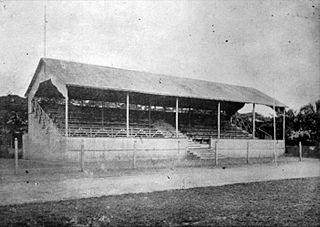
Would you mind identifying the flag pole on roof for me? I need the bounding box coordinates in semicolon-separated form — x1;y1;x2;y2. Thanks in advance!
43;0;47;58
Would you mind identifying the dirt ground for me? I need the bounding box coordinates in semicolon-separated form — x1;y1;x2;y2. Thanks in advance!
0;177;319;226
0;158;319;207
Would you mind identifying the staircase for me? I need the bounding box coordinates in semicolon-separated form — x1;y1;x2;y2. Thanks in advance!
187;139;225;160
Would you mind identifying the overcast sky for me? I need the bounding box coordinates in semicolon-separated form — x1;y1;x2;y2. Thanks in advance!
0;0;319;114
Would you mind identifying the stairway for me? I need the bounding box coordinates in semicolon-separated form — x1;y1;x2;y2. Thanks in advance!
187;139;225;160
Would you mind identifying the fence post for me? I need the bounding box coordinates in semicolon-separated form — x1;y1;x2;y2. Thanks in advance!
299;141;302;162
133;140;136;169
215;140;218;166
14;138;18;174
80;140;84;172
246;141;249;164
274;141;278;166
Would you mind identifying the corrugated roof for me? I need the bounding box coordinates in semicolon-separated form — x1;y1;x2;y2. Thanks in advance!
26;58;286;107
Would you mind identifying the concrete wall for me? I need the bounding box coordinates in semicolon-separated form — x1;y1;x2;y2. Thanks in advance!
66;137;188;162
24;111;67;161
210;139;285;158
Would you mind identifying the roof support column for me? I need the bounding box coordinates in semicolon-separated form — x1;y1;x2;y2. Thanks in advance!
176;98;179;138
101;101;104;127
148;103;151;137
273;106;276;140
273;100;277;165
126;93;129;137
65;89;68;137
188;108;191;129
252;103;256;139
283;108;286;141
217;102;221;139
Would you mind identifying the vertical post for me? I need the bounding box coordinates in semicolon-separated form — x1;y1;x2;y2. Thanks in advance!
43;3;47;57
217;102;221;139
299;141;302;162
80;140;84;172
101;101;104;126
252;103;256;139
273;101;277;165
215;140;218;166
65;90;68;137
14;138;18;174
176;98;179;138
273;108;276;140
188;108;191;129
283;108;286;141
148;103;151;137
126;93;129;137
246;141;249;164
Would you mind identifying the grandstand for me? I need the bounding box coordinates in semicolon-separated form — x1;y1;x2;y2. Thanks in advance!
24;58;286;165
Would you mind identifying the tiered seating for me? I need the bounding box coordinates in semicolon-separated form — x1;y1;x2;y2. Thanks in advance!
180;121;252;142
40;102;251;140
42;104;179;138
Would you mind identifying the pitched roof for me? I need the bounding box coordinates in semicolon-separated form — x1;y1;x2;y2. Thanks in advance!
26;58;286;107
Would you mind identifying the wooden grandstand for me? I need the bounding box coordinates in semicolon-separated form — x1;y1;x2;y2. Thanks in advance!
24;58;287;164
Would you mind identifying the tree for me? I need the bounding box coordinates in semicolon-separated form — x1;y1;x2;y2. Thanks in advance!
0;95;27;157
287;103;320;145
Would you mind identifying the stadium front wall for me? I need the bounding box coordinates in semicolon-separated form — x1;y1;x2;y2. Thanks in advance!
66;137;188;162
210;139;285;158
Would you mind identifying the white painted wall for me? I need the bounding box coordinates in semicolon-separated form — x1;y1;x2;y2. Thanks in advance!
211;139;285;158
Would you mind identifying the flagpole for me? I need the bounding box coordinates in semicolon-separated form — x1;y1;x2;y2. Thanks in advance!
43;1;47;57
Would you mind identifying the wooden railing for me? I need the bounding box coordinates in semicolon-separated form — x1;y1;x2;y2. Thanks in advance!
32;100;62;134
60;125;180;138
230;115;272;139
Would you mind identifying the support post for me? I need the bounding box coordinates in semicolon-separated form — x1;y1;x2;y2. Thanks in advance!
246;141;249;164
299;141;302;162
148;103;151;137
126;93;129;137
80;140;84;172
176;98;179;138
217;102;221;139
252;103;256;139
65;90;69;137
14;138;18;174
215;140;218;166
188;108;191;129
101;101;104;126
283;108;286;141
273;102;277;165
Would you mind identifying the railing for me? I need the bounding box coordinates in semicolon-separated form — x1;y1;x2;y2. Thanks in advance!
32;100;62;135
37;105;185;138
230;115;272;139
61;125;181;138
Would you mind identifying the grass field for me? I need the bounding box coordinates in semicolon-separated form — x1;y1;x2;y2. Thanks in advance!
0;177;319;226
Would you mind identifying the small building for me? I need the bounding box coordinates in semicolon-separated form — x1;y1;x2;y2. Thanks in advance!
24;58;287;167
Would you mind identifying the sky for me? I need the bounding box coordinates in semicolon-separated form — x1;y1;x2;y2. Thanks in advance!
0;0;319;115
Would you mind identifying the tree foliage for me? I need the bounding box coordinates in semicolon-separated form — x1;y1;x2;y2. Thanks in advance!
286;103;320;145
0;94;28;135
